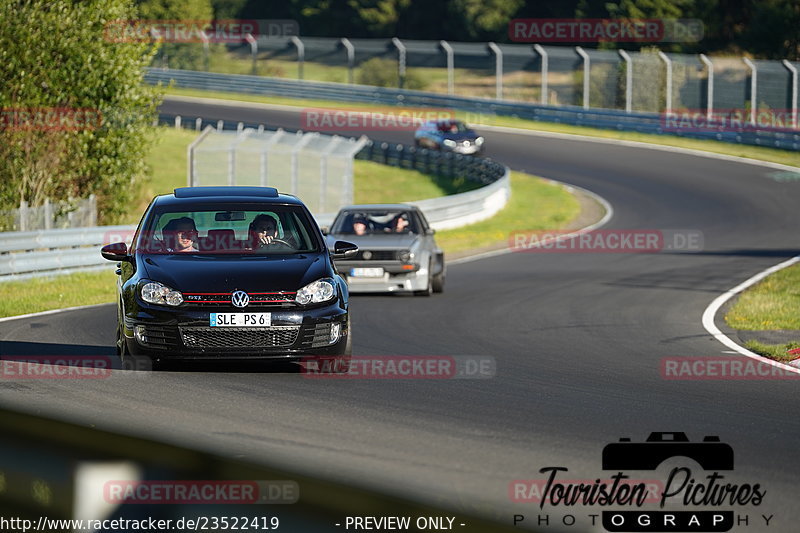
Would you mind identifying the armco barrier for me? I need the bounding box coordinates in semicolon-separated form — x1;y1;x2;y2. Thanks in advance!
0;132;509;281
145;68;800;151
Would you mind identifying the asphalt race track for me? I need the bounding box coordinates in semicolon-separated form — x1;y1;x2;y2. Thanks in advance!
2;96;800;532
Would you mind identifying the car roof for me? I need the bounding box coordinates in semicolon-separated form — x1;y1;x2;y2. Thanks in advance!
338;204;419;212
153;186;305;207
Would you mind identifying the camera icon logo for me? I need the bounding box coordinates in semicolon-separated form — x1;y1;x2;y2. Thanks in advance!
602;432;734;471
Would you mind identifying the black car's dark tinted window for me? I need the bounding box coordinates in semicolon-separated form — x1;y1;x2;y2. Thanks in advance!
139;204;319;254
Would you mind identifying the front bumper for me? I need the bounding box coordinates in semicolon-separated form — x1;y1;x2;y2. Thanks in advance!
338;261;428;293
123;300;349;360
445;142;481;155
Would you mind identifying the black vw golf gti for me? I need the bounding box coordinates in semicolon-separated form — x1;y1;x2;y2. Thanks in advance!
101;186;357;369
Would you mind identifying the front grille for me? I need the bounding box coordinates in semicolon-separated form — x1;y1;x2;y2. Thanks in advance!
183;293;296;307
179;326;300;348
355;250;396;261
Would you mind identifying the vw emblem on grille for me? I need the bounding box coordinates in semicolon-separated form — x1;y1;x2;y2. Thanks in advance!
231;290;250;308
362;250;372;260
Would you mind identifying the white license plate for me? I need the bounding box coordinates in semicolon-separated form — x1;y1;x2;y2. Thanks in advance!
350;267;385;277
210;313;271;327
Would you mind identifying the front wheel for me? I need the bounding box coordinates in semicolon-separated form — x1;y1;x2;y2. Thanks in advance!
413;261;433;296
432;268;445;293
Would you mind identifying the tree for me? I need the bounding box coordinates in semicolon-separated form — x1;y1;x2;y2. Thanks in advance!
0;0;162;225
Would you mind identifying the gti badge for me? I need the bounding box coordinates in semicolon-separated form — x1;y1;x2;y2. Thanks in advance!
231;290;250;308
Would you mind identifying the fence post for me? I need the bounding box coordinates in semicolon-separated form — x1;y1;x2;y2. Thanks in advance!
291;133;316;196
89;194;97;227
576;46;590;109
533;44;548;105
200;31;210;71
742;57;757;126
699;54;714;120
195;117;202;131
187;125;214;186
19;200;28;232
783;60;798;129
43;198;53;230
341;38;355;84
618;50;633;113
439;40;454;95
392;38;406;89
174;115;181;129
245;33;258;75
658;51;672;114
290;36;304;80
487;42;503;101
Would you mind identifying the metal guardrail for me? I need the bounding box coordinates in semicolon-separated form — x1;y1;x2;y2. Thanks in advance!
146;68;800;151
0;132;509;281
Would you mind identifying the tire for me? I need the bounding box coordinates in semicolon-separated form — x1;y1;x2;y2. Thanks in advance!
432;268;445;293
414;261;433;296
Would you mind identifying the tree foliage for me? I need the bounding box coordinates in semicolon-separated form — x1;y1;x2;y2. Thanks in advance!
0;0;162;224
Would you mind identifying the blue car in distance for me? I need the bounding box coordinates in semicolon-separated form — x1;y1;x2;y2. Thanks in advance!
413;119;484;155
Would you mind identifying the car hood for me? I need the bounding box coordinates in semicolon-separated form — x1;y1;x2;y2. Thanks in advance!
328;233;419;249
139;253;328;292
441;131;479;141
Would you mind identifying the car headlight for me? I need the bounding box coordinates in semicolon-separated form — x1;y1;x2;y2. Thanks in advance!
398;250;414;263
140;281;183;306
443;139;457;147
296;279;336;305
475;136;484;146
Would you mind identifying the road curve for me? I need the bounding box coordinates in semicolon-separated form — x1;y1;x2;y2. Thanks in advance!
2;96;800;532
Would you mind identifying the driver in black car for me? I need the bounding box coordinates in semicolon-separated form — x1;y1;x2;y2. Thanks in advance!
248;213;294;249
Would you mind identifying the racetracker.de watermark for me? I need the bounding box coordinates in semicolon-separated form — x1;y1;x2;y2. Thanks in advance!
0;356;114;379
301;355;496;379
104;480;298;504
508;19;703;43
301;107;456;132
104;19;298;43
661;356;800;380
1;107;102;131
662;109;799;132
509;229;704;253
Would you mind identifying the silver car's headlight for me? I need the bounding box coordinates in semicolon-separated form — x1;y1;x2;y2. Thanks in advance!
475;136;484;146
398;250;414;263
443;139;457;147
140;281;183;306
296;279;336;305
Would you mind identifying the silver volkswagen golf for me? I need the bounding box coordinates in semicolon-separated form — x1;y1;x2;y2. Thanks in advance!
326;204;445;295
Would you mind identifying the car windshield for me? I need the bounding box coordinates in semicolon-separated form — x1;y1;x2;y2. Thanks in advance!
137;204;319;254
332;210;418;235
437;121;471;134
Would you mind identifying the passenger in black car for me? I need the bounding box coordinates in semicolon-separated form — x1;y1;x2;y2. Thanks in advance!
163;217;198;252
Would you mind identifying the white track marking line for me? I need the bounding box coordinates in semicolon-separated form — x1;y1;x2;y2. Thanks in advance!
701;255;800;374
0;303;112;323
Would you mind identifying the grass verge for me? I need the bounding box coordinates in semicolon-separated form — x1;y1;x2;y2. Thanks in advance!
165;87;800;168
725;264;800;330
743;340;800;363
725;263;800;361
435;171;578;254
0;270;118;318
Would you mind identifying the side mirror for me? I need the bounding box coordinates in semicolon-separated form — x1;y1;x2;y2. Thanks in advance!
332;240;358;259
426;228;436;235
320;226;329;235
101;242;129;262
